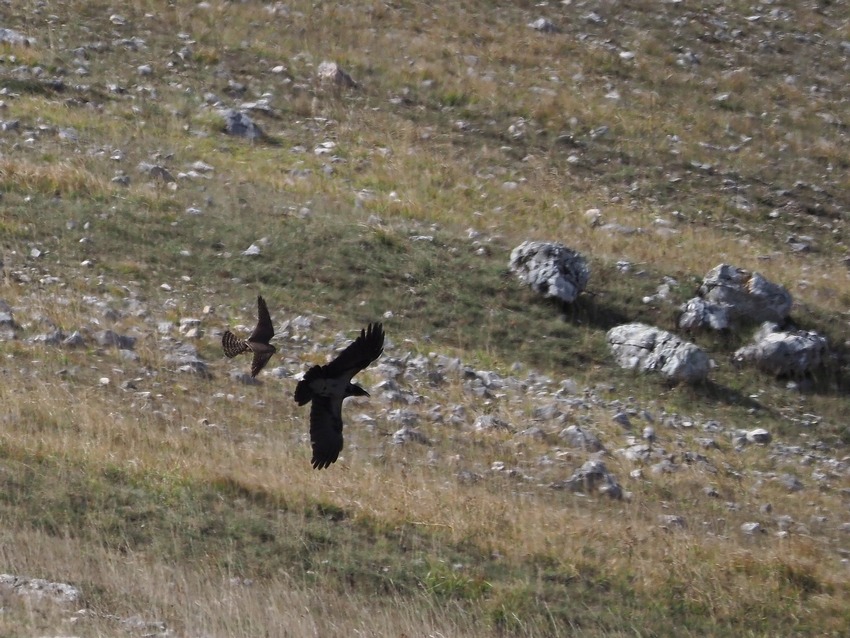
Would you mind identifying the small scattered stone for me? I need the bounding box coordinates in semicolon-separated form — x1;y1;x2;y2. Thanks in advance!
392;426;430;445
559;425;604;452
94;330;136;350
528;17;560;33
779;473;804;492
746;428;771;444
223;109;266;140
317;61;358;88
658;514;687;529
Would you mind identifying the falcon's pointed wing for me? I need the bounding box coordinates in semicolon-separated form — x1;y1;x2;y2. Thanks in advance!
321;322;384;382
309;395;345;469
249;295;274;344
250;348;275;377
222;330;249;358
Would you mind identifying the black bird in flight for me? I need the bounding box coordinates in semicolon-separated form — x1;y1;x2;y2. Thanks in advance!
294;322;385;469
222;295;277;377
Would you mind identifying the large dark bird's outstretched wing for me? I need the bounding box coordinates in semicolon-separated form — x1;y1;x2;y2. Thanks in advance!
294;323;384;405
309;395;345;469
323;322;384;380
249;295;274;344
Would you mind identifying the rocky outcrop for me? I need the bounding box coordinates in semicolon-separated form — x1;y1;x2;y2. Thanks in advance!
509;241;590;304
680;264;792;330
607;323;710;383
679;297;731;331
734;322;828;377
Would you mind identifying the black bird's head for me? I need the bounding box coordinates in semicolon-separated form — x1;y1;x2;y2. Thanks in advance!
346;383;370;398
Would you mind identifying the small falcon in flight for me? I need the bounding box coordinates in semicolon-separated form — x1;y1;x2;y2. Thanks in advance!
294;323;385;469
222;295;277;377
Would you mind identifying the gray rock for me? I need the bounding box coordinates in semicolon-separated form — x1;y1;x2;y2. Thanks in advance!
508;241;589;304
230;370;259;385
0;300;18;339
558;425;604;451
618;444;653;463
658;514;687;529
223;109;265;140
612;411;632;429
29;330;64;345
734;322;828;377
699;264;792;323
778;473;804;492
62;331;85;347
121;615;167;636
650;458;678;474
741;522;763;535
165;343;210;377
242;243;262;257
317;61;358;88
746;428;772;444
94;329;136;350
0;28;35;47
137;162;175;182
528;17;560;33
599;222;639;235
473;415;511;431
607;323;710;383
678;297;731;331
518;426;545;439
0;573;79;603
456;470;483;484
179;317;202;337
776;515;794;531
551;460;623;499
387;409;419;426
392;426;430;445
532;403;561;421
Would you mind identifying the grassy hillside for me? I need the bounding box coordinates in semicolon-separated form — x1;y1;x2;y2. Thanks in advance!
1;0;849;635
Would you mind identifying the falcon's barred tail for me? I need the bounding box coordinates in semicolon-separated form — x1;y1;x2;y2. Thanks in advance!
222;330;250;358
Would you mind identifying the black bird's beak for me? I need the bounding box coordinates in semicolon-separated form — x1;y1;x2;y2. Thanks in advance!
348;383;370;398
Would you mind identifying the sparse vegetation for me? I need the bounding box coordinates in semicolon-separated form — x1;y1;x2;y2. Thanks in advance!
1;0;849;636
